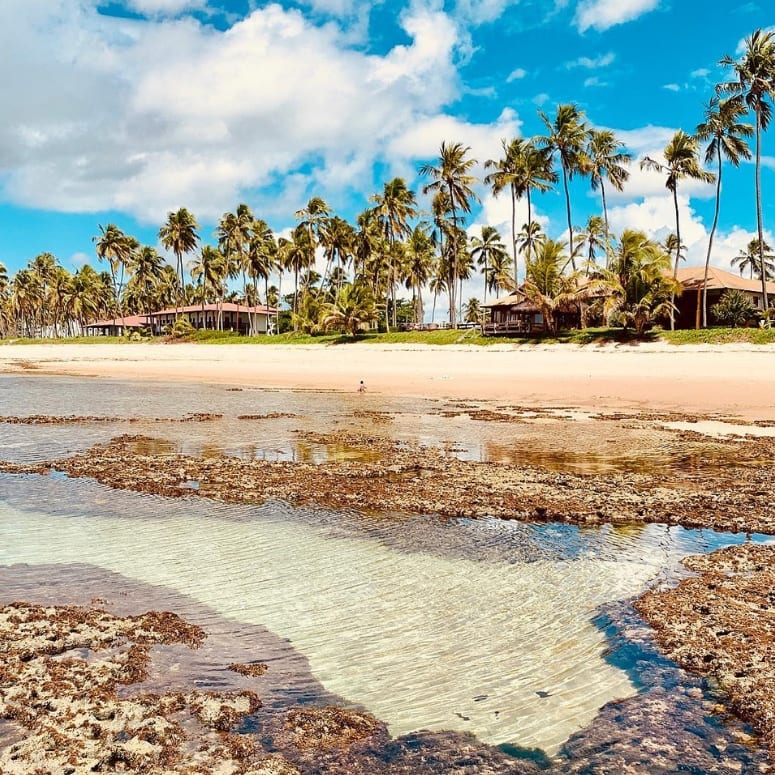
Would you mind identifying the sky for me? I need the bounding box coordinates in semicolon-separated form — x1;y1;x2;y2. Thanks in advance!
0;0;773;295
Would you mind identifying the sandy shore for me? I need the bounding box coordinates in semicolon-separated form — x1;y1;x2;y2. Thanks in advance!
2;341;775;418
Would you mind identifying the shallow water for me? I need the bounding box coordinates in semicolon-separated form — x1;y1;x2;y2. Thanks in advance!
0;373;771;768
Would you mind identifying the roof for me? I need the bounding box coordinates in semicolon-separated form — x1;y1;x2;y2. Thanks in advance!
482;292;526;308
149;303;277;316
86;315;149;328
676;266;775;295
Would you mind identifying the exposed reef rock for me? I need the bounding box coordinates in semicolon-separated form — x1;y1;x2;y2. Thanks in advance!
636;543;775;755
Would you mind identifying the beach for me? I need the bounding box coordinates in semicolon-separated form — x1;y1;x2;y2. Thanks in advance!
2;341;775;418
2;341;775;772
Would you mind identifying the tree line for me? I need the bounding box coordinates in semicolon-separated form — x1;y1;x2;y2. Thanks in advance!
1;28;774;338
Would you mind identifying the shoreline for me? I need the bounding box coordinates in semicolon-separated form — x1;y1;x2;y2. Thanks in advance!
2;341;775;418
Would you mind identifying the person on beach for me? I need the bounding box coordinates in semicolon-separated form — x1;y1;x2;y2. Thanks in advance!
358;380;366;393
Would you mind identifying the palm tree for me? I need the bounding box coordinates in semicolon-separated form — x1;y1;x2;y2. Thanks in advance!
216;204;253;331
159;208;200;317
463;297;482;325
93;225;136;327
190;245;224;327
248;219;277;333
587;128;631;251
403;225;434;324
420;141;478;326
574;215;608;270
320;281;379;336
605;230;680;335
732;238;775;280
469;226;510;303
521;238;578;335
484;138;555;283
125;246;164;315
318;216;355;302
718;28;775;313
516;221;545;266
538;104;590;267
640;130;714;328
370;178;417;329
696;97;753;327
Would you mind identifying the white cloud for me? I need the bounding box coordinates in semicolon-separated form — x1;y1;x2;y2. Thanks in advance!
566;52;615;69
506;67;527;82
0;0;476;223
125;0;206;15
662;83;681;92
583;76;607;88
690;68;710;78
574;0;660;32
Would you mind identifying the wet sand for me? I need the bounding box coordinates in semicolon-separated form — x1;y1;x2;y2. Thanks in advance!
2;341;775;418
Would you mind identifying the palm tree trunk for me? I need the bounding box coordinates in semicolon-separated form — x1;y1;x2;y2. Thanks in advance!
562;164;575;270
510;183;518;283
600;179;612;269
702;148;723;329
755;110;769;313
671;186;681;331
448;184;458;327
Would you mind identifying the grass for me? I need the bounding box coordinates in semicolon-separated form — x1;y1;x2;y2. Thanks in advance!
3;326;775;347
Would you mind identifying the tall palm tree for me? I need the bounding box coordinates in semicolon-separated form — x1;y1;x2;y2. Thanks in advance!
516;221;545;267
403;224;434;324
696;97;752;327
641;130;714;328
538;104;590;267
93;225;136;327
190;245;224;327
248;219;277;333
420;141;478;326
125;245;164;315
370;178;417;329
469;225;510;303
318;216;355;302
718;28;775;312
586;128;631;250
216;204;253;331
574;215;608;270
159;208;200;317
521;239;578;335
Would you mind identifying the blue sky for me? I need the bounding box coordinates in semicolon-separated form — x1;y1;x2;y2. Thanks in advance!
0;0;772;285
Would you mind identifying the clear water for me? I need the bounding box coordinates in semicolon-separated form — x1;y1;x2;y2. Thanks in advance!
0;374;770;766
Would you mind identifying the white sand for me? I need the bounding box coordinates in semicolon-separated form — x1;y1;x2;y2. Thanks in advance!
2;341;775;418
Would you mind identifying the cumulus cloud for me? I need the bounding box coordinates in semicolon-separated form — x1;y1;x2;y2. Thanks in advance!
574;0;660;33
0;0;478;223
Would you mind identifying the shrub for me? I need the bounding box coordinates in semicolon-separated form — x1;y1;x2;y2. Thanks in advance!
711;289;757;328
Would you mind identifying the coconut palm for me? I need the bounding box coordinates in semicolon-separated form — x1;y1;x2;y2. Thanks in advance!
732;238;775;280
696;97;753;327
516;221;545;266
521;239;578;335
248;219;277;333
719;28;775;312
403;225;434;324
574;215;608;270
420;141;478;326
605;230;680;335
463;297;483;325
469;225;510;303
538;104;590;267
190;245;225;327
318;216;355;302
321;281;379;336
370;178;417;329
640;130;714;329
586;129;631;249
159;208;200;317
93;225;137;327
125;246;164;315
216;204;254;331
